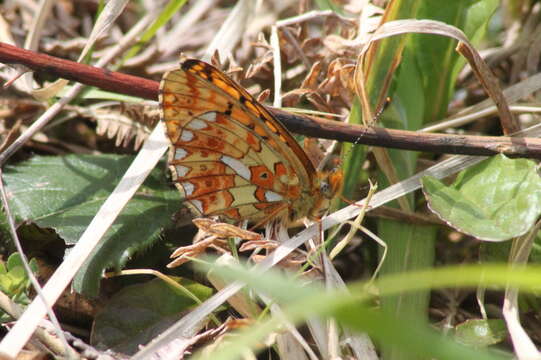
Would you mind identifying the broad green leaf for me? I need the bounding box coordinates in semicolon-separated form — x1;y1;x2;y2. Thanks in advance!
455;319;507;347
422;155;541;241
91;278;212;355
4;154;181;295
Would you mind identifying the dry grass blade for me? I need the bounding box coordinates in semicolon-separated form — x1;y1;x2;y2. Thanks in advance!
502;221;541;359
270;25;282;108
423;71;541;132
203;0;254;61
160;0;217;57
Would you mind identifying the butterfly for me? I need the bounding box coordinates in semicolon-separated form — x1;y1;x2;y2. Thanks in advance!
159;58;341;226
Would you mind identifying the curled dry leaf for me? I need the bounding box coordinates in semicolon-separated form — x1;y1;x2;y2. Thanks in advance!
210;50;223;68
300;61;322;90
319;59;356;106
307;92;334;113
256;88;271;103
279;26;303;63
192;218;262;241
281;88;313;107
200;318;272;358
168;219;262;268
166;318;253;358
301;37;325;59
322;34;361;56
238;239;280;252
245;52;273;79
167;236;229;268
245;32;273;79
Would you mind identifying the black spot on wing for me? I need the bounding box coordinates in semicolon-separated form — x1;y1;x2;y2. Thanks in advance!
181;59;199;71
224;102;233;116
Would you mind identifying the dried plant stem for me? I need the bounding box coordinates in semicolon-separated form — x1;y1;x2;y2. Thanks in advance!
2;42;541;158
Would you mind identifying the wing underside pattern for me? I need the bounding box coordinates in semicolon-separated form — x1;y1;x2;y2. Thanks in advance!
159;59;319;222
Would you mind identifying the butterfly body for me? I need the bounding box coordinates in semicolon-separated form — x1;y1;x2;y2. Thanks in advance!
159;59;338;225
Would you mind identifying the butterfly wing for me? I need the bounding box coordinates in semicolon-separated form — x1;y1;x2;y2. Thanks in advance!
159;59;319;223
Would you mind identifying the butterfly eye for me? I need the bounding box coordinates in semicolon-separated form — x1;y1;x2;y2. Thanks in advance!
320;181;332;198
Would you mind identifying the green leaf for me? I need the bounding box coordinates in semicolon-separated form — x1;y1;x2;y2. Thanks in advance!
422;154;541;241
59;86;144;102
331;98;367;212
455;319;507;347
91;278;213;355
0;253;36;312
6;252;23;271
121;0;188;63
412;0;497;122
6;253;32;293
4;154;182;296
0;273;13;294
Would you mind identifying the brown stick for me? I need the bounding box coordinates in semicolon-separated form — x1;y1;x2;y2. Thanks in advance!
1;42;540;158
0;42;157;99
271;108;541;158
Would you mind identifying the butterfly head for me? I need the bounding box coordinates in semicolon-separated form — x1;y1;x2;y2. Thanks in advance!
306;169;343;220
320;169;343;200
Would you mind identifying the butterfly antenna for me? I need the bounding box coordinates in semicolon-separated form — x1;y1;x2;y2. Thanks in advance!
332;96;392;172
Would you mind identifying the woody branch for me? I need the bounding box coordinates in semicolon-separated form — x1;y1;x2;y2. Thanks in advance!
0;42;540;159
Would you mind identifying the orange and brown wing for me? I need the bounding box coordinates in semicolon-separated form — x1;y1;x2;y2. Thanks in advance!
159;59;317;222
